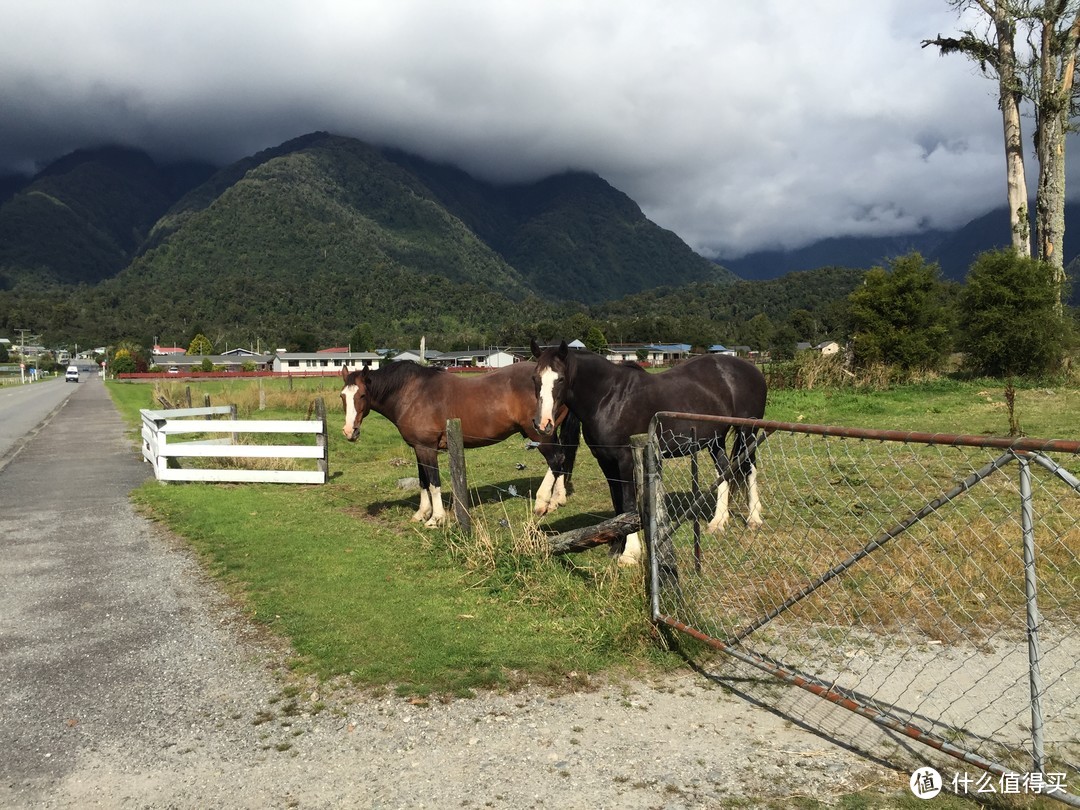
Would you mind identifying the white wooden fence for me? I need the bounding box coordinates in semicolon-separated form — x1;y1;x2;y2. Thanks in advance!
140;402;328;484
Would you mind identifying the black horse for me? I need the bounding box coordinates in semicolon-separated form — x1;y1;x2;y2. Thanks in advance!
530;340;767;565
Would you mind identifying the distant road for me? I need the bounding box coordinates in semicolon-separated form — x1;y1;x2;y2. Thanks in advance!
0;371;89;467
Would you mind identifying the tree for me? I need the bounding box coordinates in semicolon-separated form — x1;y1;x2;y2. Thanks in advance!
959;249;1066;374
1031;2;1080;301
924;1;1031;256
584;326;609;354
926;1;1080;311
349;322;376;352
848;253;955;371
187;333;214;355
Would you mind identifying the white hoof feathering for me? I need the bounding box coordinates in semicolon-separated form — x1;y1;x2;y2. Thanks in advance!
706;480;731;534
746;468;763;528
425;486;446;527
552;476;568;508
534;470;556;516
617;532;642;567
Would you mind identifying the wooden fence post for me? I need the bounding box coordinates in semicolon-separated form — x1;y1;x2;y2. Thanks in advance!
446;418;471;534
314;397;328;482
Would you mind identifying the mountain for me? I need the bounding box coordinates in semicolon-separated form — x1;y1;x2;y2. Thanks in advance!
718;231;948;281
0;146;215;289
718;203;1080;291
383;149;734;302
0;132;739;347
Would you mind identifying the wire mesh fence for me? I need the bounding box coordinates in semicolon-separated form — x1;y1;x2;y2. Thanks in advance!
645;413;1080;806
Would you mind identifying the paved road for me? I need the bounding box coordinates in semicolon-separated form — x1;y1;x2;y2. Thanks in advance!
0;375;307;806
0;377;81;465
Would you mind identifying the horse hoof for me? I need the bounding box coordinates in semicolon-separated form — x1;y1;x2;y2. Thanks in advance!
424;517;445;528
617;552;641;567
706;519;728;534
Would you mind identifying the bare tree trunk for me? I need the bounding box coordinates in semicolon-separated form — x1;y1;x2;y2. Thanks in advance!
995;11;1031;255
924;1;1030;253
1033;6;1080;314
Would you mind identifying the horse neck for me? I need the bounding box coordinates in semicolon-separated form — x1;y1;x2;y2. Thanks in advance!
564;352;623;414
364;364;416;421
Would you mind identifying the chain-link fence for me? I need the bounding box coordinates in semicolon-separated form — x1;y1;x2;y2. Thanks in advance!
644;413;1080;806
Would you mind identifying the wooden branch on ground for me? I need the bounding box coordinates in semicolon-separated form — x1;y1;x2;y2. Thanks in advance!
548;511;641;555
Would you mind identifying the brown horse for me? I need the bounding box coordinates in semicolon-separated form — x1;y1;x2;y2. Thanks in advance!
340;362;579;526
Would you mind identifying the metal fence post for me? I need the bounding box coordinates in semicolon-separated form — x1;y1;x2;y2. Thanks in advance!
1019;454;1047;775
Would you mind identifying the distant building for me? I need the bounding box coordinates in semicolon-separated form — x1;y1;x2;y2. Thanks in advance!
431;349;519;369
271;351;381;374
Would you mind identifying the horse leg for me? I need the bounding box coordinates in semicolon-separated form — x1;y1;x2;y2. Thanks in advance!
599;454;641;567
533;467;557;516
741;429;763;529
706;440;733;534
556;412;580;502
418;449;446;528
412;457;434;523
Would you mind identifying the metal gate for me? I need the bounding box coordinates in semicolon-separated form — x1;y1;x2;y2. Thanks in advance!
644;413;1080;806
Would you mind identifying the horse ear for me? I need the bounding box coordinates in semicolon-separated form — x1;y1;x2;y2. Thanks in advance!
341;365;350;382
558;340;569;359
530;338;542;358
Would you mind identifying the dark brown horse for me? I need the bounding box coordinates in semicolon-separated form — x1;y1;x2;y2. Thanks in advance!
340;362;579;527
530;340;767;565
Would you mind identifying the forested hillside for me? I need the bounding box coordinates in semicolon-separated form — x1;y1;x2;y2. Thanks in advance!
0;146;214;289
0;132;863;351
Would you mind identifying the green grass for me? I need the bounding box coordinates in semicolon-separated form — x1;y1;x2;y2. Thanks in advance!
110;375;1080;698
115;376;662;697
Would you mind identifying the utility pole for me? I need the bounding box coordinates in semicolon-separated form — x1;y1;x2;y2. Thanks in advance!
14;328;36;384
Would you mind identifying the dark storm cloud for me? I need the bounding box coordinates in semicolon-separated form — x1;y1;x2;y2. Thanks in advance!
0;0;1055;257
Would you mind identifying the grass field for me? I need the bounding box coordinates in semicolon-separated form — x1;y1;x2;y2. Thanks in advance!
107;373;1080;698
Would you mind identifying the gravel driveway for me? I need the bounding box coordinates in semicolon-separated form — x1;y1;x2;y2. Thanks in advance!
0;378;906;809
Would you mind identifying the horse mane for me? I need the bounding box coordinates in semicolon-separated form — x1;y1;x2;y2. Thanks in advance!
366;360;445;400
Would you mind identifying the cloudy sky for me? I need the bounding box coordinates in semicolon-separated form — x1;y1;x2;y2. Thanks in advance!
0;0;1054;259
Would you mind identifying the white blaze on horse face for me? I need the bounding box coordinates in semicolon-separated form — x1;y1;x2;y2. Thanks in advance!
536;367;560;434
341;383;361;440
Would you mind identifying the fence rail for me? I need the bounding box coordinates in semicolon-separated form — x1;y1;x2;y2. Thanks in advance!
645;413;1080;806
140;401;328;484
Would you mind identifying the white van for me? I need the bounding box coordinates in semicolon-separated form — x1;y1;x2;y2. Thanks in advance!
65;365;79;383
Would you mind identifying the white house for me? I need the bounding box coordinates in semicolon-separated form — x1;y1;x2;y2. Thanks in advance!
605;343;690;366
431;349;520;369
815;341;841;356
271;351;382;374
708;344;737;356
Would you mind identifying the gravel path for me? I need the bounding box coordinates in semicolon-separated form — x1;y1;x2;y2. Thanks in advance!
0;378;906;809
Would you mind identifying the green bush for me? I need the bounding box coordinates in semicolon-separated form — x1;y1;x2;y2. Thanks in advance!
959;249;1067;378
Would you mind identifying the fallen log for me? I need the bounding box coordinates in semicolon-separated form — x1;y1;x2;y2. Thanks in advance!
548;511;641;555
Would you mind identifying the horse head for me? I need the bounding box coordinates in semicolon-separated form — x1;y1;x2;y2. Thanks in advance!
531;339;570;436
339;364;370;442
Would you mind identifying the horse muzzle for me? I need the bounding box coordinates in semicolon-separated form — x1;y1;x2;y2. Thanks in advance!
343;427;360;442
533;417;555;437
